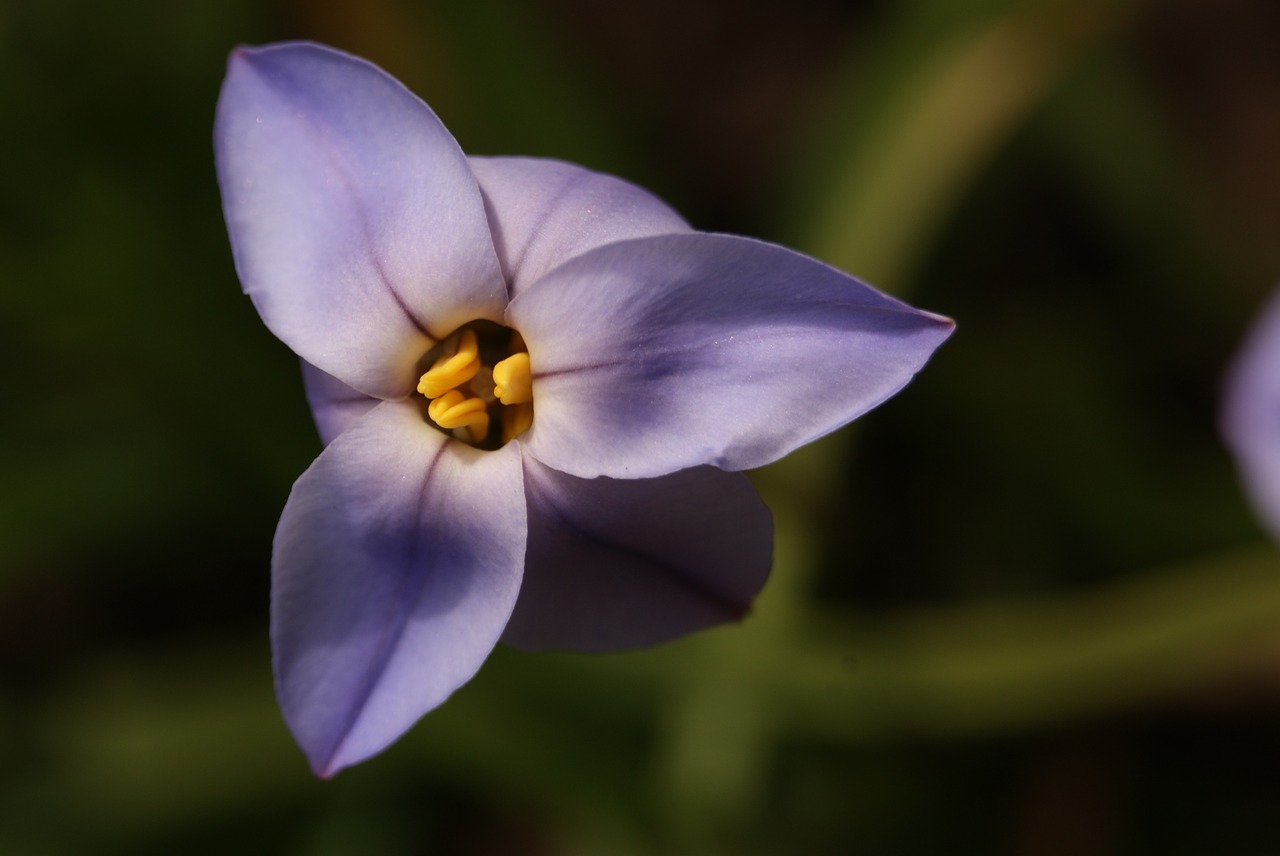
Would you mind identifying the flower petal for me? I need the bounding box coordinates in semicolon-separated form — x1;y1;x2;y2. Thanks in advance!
1223;286;1280;538
468;156;691;301
271;401;525;776
509;233;955;478
502;458;772;652
300;360;379;446
215;42;507;398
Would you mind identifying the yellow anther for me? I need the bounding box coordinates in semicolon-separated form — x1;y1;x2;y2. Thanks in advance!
427;390;490;442
492;352;533;405
417;329;480;399
502;402;534;443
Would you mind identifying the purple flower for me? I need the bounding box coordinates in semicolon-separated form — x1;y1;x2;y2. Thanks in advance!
214;41;953;777
1223;287;1280;539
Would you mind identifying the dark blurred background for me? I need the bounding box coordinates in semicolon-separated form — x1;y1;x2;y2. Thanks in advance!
3;0;1280;853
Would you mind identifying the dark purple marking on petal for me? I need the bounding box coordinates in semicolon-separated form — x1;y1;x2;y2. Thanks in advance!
273;403;527;776
511;233;954;478
520;457;750;621
315;441;447;771
502;458;772;652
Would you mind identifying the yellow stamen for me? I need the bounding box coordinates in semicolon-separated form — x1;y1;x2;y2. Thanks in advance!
502;402;534;443
427;390;490;442
417;329;480;399
492;352;533;405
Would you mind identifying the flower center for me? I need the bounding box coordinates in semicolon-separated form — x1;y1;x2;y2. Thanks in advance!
416;321;533;449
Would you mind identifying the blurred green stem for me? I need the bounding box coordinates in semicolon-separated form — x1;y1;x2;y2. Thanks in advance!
797;0;1132;293
632;543;1280;746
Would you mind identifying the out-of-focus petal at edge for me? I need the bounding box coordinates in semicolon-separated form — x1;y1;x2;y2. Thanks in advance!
301;360;380;446
510;233;955;479
1223;286;1280;540
214;42;507;399
271;401;525;777
468;156;691;301
502;459;771;652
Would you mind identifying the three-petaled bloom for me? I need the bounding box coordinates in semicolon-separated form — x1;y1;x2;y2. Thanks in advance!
214;41;953;777
1223;286;1280;540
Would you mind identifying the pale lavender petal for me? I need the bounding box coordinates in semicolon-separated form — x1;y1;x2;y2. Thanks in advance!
272;401;525;776
215;42;507;399
1223;286;1280;538
468;156;691;300
509;233;955;479
301;360;379;445
502;458;771;652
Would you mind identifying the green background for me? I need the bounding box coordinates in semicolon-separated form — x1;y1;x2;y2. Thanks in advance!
3;0;1280;852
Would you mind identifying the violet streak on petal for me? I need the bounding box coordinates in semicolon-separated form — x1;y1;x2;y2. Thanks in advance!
271;401;525;777
510;232;955;479
1223;286;1280;540
468;156;692;301
214;42;508;399
503;458;772;652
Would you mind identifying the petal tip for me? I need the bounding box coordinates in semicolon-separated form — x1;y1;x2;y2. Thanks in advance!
311;758;341;780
